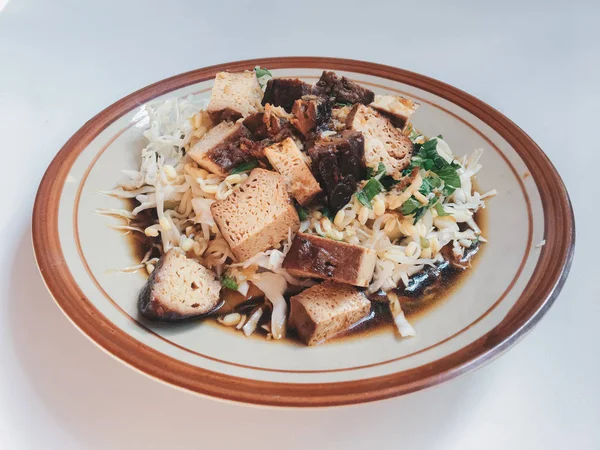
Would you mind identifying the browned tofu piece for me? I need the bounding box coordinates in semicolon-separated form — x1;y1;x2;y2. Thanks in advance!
263;104;294;136
211;168;300;261
289;281;371;345
291;95;332;137
264;137;322;206
239;123;299;161
370;95;419;129
314;70;375;105
138;249;221;322
262;78;314;112
282;232;377;287
188;121;252;176
347;104;413;179
242;112;268;139
207;71;264;122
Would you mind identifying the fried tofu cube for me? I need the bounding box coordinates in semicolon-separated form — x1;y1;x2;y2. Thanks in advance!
138;249;222;322
264;137;322;206
188;121;252;176
314;70;375;105
282;232;377;287
370;95;419;129
262;78;314;112
211;168;300;261
347;104;413;179
289;281;371;345
207;71;264;122
308;130;367;212
291;95;332;137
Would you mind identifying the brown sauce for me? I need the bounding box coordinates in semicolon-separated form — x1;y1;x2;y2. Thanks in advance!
124;198;161;269
124;199;487;345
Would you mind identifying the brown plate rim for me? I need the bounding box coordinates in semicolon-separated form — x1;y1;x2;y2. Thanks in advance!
32;57;575;407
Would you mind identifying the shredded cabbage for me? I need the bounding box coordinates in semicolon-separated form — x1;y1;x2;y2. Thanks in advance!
251;272;288;340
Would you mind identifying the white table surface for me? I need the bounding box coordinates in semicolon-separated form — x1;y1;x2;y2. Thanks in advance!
0;0;597;448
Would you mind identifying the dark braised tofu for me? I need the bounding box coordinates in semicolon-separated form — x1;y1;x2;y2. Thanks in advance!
239;123;299;160
138;249;221;322
207;71;264;122
262;78;314;112
188;121;252;176
314;70;375;105
308;130;367;212
289;281;371;345
242;112;269;140
211;168;300;261
282;232;377;287
347;104;413;179
370;95;419;129
291;95;332;137
264;137;322;206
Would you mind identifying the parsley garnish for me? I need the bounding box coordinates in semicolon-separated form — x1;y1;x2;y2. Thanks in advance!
434;203;449;217
295;203;309;221
230;159;259;175
401;196;438;224
320;206;334;220
254;66;272;88
409;138;461;196
380;175;400;190
356;177;385;209
221;275;238;291
366;162;386;180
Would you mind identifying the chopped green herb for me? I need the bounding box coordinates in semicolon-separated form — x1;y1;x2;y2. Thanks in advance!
254;67;272;88
320;206;334;220
412;203;429;223
400;197;421;215
355;178;384;208
406;123;422;142
221;275;238;291
295;204;309;221
434;203;449;217
437;165;461;196
401;196;437;224
380;175;399;190
401;167;413;177
334;102;352;107
408;138;461;195
420;237;430;248
419;174;442;195
355;191;371;208
254;67;271;78
366;162;386;180
230;159;259;175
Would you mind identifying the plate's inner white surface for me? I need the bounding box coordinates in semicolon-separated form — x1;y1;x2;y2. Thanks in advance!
59;69;545;383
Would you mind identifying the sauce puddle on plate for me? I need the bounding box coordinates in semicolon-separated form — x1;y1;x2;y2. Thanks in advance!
125;199;486;345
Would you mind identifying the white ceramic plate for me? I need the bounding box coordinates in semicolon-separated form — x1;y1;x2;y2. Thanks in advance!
32;57;574;406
